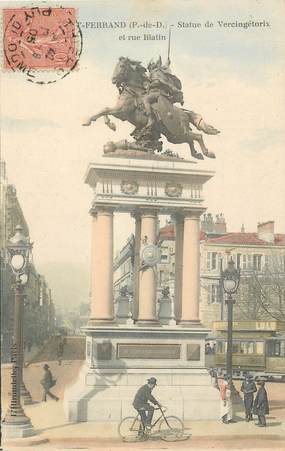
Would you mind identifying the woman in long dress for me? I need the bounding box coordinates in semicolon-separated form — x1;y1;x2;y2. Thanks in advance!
220;377;233;424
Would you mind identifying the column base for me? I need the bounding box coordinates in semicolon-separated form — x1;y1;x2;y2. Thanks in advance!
178;319;201;327
88;318;115;326
135;319;161;327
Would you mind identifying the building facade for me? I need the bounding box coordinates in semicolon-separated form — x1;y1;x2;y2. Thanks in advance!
0;161;56;362
113;214;285;329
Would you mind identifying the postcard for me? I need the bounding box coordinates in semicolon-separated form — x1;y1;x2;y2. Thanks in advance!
1;1;285;450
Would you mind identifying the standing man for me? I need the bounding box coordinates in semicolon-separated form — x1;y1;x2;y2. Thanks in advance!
219;376;235;424
57;338;64;366
240;374;257;421
40;363;59;402
133;377;160;430
253;381;269;427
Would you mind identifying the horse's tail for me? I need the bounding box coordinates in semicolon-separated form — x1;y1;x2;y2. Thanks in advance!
183;109;220;135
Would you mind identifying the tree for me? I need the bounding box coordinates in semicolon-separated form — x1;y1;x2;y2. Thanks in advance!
235;260;285;322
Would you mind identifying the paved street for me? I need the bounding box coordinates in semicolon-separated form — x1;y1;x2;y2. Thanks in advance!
2;360;285;450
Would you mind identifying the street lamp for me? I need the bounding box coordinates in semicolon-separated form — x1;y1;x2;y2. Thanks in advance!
222;257;240;385
3;225;36;438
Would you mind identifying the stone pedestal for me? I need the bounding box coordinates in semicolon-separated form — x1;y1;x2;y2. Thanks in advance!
64;325;220;422
64;154;219;422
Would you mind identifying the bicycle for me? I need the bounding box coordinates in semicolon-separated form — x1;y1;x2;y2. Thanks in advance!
118;406;184;442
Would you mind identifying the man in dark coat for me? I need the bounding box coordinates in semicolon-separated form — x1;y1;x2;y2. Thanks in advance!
253;381;269;427
133;377;160;429
40;363;59;402
241;374;257;421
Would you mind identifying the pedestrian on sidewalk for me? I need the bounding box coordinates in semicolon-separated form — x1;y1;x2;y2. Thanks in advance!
240;374;257;421
219;376;235;424
253;381;269;427
57;339;64;366
209;367;219;388
40;363;59;402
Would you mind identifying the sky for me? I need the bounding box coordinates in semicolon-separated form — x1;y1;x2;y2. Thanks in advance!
1;0;285;305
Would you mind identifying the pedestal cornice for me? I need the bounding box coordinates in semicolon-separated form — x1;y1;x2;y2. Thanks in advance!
85;158;215;215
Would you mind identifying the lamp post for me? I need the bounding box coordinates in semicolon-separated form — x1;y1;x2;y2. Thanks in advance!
3;225;36;438
222;257;240;385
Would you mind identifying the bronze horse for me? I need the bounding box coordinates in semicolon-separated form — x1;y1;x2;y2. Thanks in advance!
83;57;219;159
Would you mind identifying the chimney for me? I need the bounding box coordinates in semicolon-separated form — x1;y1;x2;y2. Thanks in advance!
214;213;227;234
257;221;274;243
241;224;245;233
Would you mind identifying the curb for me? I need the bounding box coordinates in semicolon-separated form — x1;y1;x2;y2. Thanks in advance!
45;434;285;445
2;436;49;447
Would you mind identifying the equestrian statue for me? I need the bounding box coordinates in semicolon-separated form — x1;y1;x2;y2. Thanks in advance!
83;55;220;160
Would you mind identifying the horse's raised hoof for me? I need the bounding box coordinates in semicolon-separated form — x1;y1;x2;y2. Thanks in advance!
207;151;216;159
109;122;116;131
194;153;204;160
82;121;91;126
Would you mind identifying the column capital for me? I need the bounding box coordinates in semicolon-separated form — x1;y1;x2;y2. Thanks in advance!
174;209;205;221
139;208;158;219
131;210;142;221
90;206;115;217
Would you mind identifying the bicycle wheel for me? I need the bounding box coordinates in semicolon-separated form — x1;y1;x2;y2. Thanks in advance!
159;415;184;441
118;416;145;442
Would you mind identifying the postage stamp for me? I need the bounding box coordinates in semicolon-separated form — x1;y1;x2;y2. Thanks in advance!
3;7;82;83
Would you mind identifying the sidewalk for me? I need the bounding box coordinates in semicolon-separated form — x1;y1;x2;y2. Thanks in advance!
2;400;285;449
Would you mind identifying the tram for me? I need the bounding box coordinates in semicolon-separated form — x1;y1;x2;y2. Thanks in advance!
205;320;285;381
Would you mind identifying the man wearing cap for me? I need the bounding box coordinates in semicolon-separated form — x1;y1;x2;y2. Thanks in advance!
133;377;160;429
40;364;59;402
253;381;269;427
240;374;257;421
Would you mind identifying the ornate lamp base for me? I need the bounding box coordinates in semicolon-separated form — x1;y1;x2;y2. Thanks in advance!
2;416;36;439
21;382;33;405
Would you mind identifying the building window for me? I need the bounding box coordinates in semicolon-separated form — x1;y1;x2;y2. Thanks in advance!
253;254;262;271
236;254;242;269
207;284;219;304
247;255;252;270
160;247;169;263
264;255;269;269
242;255;247;270
207;252;218;270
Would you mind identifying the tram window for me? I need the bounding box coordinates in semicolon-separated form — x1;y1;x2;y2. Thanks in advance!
240;341;254;354
255;342;264;355
233;342;240;353
268;341;285;357
217;341;226;353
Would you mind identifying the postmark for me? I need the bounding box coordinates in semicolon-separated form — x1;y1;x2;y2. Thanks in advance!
3;7;82;84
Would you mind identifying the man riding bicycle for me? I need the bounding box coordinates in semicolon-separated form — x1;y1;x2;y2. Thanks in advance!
133;377;161;431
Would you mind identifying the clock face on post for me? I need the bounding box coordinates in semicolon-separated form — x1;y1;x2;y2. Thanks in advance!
141;244;161;266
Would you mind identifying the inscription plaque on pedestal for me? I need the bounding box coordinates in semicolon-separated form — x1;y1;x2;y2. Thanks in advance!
117;343;181;359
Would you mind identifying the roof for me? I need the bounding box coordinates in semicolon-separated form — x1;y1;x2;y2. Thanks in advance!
207;233;285;246
159;225;206;241
159;225;285;247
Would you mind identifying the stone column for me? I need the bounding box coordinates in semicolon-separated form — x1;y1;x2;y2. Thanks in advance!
180;212;201;323
90;207;114;323
137;211;158;323
132;212;141;320
174;214;184;320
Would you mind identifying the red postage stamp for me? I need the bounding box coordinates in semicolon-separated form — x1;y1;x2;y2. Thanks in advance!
3;7;81;74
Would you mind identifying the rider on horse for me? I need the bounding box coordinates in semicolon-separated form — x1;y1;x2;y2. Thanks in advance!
143;56;184;128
